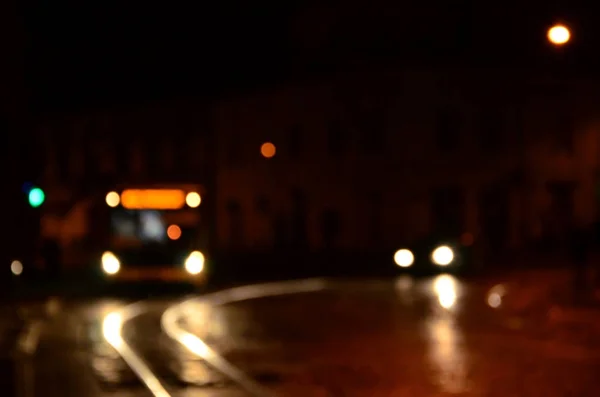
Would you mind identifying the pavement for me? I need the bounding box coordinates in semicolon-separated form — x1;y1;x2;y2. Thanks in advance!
484;268;600;325
2;273;599;397
177;276;600;396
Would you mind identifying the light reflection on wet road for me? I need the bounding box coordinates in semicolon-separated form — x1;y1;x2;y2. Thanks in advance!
180;275;600;396
27;275;600;396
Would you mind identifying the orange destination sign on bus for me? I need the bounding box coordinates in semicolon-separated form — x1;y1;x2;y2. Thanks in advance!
120;189;186;210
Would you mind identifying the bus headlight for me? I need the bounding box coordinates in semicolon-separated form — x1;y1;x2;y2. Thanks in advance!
394;249;414;268
102;251;121;275
185;251;205;275
10;260;23;276
431;245;454;266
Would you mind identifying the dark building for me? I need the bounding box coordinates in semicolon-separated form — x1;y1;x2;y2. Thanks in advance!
210;67;600;258
35;101;214;267
0;0;38;267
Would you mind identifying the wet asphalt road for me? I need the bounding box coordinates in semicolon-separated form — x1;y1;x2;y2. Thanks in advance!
20;275;600;396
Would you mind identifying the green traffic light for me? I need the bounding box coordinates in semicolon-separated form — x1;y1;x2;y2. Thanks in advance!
28;187;45;208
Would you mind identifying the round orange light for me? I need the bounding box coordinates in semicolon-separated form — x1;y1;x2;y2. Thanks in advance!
547;24;570;46
167;224;182;240
260;142;276;158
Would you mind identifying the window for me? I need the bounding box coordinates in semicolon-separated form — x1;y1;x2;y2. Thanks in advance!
226;199;244;248
83;136;97;178
226;199;241;213
431;186;465;234
55;135;71;182
255;195;270;215
515;106;525;149
358;112;386;153
367;192;382;245
290;189;308;248
548;182;574;223
130;138;144;176
146;139;161;177
437;78;455;98
173;137;191;176
226;132;242;166
69;135;85;180
161;138;175;172
93;137;114;176
555;111;574;153
479;185;510;253
115;134;131;175
545;181;575;244
288;125;302;158
291;188;306;209
477;107;504;151
320;208;342;249
437;76;465;101
435;108;461;151
327;120;345;155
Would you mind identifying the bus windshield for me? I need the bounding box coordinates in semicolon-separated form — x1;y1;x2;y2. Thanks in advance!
109;208;198;249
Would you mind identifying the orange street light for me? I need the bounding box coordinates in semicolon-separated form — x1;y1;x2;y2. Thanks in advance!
260;142;276;159
547;24;571;46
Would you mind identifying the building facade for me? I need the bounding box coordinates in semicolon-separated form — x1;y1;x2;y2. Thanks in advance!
1;0;37;266
34;67;600;265
212;67;600;258
35;101;214;266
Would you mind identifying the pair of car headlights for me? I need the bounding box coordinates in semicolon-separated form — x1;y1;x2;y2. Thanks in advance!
101;251;205;275
394;245;454;268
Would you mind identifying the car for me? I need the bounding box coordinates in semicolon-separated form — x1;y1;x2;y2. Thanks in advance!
393;233;474;275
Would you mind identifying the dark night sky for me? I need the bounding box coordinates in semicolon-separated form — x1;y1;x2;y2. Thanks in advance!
22;0;596;112
24;1;298;110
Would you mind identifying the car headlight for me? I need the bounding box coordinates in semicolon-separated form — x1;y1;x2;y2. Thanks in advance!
102;251;121;275
431;245;454;266
394;249;414;268
185;251;205;275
